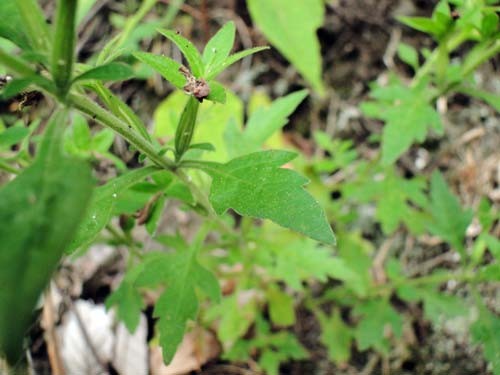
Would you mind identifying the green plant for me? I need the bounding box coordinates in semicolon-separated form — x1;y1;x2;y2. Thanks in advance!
306;0;500;372
0;0;334;370
1;0;499;374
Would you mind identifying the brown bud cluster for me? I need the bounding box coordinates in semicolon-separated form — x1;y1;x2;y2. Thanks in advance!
179;66;210;102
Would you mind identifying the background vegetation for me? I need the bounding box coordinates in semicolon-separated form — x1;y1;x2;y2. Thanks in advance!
0;0;499;374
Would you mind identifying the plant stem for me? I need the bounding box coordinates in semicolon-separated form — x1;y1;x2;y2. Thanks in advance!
69;93;234;235
411;29;470;88
67;92;176;170
175;169;235;235
52;0;77;98
461;39;500;77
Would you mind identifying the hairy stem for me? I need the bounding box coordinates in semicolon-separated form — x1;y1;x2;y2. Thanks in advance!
68;92;175;170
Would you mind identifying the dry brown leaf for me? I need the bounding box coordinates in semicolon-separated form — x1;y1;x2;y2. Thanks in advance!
150;328;220;375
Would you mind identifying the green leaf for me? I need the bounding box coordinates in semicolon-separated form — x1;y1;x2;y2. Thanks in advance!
73;63;134;83
247;0;325;94
133;51;186;90
267;285;295;327
154;90;244;162
206;80;226;104
106;278;144;333
0;1;31;50
375;172;428;234
71;113;92;151
226;90;308;158
196;150;335;244
2;75;55;99
428;172;473;254
0;126;29;149
68;166;163;253
210;294;256;347
88;82;151;142
206;46;270;80
397;42;419;70
203;22;236;78
397;16;447;37
353;299;403;354
134;246;221;362
361;80;443;165
76;0;98;26
318;309;352;364
158;29;204;77
91;129;115;153
145;194;166;236
421;290;468;325
268;237;360;293
458;85;500;113
1;78;33;99
189;142;216;152
0;109;93;364
471;305;500;374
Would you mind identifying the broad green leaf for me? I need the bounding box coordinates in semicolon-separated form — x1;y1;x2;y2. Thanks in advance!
106;279;144;333
196;150;335;244
313;133;358;173
266;236;360;293
134;246;221;362
225;90;308;158
335;232;374;297
428;171;473;254
258;334;307;375
0;126;29;149
0;109;93;364
206;46;270;80
471;305;500;375
397;284;469;325
68;166;163;253
266;285;295;326
353;299;403;354
318;309;353;364
421;290;468;325
374;173;428;234
158;29;204;77
203;22;236;78
247;0;325;94
0;0;31;50
361;80;443;165
210;294;257;347
133;51;186;90
72;62;134;83
193;262;221;303
106;254;159;333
